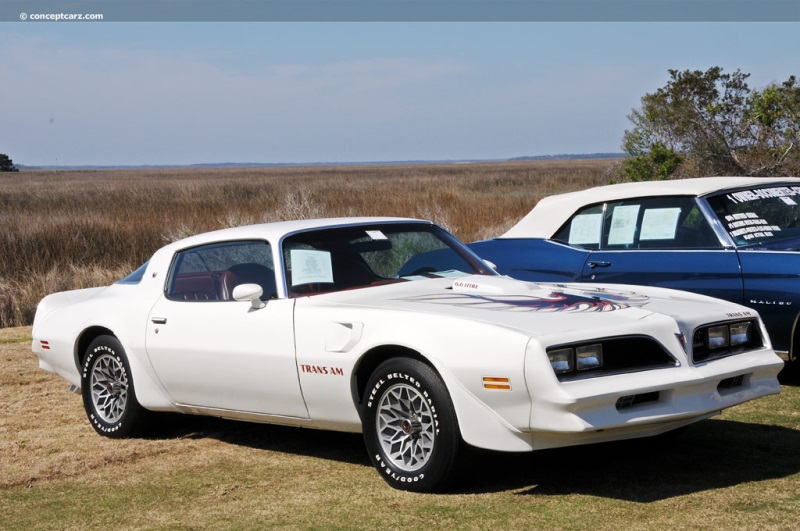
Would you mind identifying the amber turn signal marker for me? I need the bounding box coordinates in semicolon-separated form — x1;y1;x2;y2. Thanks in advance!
482;377;511;390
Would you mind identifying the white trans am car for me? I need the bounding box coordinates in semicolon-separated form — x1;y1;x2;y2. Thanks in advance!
32;217;783;492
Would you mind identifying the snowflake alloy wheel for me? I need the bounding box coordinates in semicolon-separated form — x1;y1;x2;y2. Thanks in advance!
90;352;129;424
375;382;436;472
81;335;151;438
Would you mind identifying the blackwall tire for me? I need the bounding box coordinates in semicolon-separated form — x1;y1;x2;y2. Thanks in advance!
363;358;461;493
81;335;151;439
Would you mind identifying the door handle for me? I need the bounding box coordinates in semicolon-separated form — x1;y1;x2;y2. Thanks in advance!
588;261;612;269
151;317;167;324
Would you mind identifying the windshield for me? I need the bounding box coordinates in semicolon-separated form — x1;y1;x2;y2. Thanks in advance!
282;222;493;296
706;184;800;246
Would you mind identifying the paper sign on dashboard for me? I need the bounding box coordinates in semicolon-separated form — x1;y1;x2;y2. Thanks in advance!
290;249;334;285
365;230;388;240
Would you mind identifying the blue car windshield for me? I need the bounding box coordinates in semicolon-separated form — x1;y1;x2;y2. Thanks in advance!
707;184;800;246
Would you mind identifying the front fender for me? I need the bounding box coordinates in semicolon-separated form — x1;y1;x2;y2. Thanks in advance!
428;358;535;452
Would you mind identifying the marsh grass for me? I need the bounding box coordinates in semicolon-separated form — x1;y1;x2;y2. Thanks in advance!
2;327;799;528
0;160;611;327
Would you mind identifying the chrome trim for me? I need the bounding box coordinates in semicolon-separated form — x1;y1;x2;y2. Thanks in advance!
695;197;737;249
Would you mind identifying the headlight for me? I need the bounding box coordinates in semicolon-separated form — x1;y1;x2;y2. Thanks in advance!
548;344;603;374
576;344;603;370
729;321;752;346
548;348;573;373
692;320;761;363
546;336;677;381
707;325;730;349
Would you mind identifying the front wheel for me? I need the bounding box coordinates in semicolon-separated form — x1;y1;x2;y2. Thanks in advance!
362;358;461;492
81;335;151;438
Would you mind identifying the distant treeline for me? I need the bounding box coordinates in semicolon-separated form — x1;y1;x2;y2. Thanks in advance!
15;153;625;171
509;153;625;161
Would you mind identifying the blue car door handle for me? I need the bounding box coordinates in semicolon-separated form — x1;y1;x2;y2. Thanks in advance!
588;261;612;269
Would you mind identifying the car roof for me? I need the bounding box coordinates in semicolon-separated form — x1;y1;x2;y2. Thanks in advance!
162;217;429;252
502;176;800;239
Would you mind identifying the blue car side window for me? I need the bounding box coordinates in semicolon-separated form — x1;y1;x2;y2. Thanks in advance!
553;205;603;250
604;197;719;250
556;198;720;250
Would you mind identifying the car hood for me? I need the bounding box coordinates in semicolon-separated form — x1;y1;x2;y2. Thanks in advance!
305;275;753;338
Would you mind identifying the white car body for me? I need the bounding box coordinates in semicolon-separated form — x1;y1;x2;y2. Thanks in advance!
31;217;784;491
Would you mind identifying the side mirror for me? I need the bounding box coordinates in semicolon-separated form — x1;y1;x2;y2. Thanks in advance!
232;283;266;309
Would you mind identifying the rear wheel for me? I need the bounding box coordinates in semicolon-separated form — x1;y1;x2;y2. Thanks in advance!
81;335;151;438
363;358;461;492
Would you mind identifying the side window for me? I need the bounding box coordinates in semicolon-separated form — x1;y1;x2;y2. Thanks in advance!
553;205;603;250
604;197;720;249
167;240;277;302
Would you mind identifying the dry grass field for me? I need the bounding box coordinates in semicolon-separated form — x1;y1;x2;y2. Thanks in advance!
0;160;610;328
2;326;799;529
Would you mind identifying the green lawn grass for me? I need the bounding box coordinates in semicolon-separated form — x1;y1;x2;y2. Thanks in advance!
2;327;799;529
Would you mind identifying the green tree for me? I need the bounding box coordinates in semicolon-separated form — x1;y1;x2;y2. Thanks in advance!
745;76;800;174
0;153;19;172
620;142;683;181
619;67;799;180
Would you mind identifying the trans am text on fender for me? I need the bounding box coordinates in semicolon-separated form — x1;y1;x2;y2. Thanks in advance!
31;218;784;492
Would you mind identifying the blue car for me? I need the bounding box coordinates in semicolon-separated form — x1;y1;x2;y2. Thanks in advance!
470;177;800;366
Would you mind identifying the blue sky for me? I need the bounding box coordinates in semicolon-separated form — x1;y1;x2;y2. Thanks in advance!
1;22;798;166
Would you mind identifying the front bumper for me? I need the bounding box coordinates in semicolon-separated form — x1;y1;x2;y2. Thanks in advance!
526;347;784;450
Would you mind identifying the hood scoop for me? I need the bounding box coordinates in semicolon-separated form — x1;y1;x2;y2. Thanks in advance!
452;275;556;297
